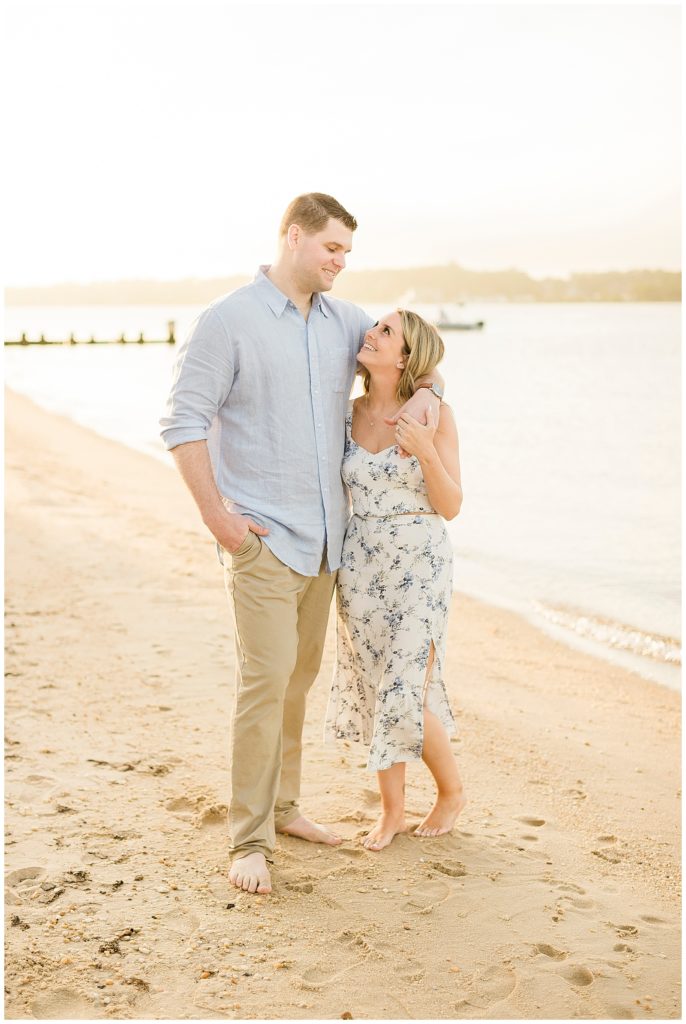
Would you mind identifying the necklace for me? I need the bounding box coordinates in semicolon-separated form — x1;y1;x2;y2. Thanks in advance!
362;393;400;428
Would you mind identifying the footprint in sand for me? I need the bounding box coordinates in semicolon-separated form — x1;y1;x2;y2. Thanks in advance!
639;914;670;926
298;957;356;990
30;988;95;1020
592;834;622;862
335;928;380;957
554;881;586;895
403;878;450;914
592;848;622;864
461;964;517;1009
5;866;46;904
533;942;568;960
5;865;46;888
610;922;639;938
167;793;228;828
285;881;315;894
340;810;374;823
551;880;594;911
428;859;467;878
358;935;425;981
20;772;58;786
158;907;200;935
394;958;425;982
565;787;587;802
165;795;201;819
497;836;550;862
196;804;228;828
339;846;365;859
347;932;376;955
517;816;546;827
562;895;595;912
558;963;594;987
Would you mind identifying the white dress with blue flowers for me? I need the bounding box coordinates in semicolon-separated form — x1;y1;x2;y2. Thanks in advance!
325;401;456;771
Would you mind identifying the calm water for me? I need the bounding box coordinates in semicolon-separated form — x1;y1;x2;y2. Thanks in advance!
4;301;681;688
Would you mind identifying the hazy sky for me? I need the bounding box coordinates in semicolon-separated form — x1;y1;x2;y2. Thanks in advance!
5;1;681;285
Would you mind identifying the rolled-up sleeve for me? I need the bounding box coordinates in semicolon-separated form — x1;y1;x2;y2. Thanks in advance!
159;307;235;451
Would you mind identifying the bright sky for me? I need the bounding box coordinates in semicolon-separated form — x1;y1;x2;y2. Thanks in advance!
4;1;681;285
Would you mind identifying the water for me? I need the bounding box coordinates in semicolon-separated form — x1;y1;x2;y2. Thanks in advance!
4;301;681;688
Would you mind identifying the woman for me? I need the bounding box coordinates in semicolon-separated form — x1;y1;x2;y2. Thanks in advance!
326;309;466;851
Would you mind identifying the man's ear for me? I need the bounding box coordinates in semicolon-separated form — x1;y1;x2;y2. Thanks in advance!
287;224;300;250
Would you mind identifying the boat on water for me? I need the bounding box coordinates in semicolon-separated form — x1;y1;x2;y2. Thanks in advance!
395;293;486;331
436;317;485;330
436;307;485;330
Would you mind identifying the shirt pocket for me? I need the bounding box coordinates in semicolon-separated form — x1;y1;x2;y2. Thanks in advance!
325;343;352;392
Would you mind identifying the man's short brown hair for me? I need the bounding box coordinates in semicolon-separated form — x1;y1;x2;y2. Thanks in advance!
279;193;357;237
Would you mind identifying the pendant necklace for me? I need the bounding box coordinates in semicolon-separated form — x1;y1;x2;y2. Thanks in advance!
363;393;399;428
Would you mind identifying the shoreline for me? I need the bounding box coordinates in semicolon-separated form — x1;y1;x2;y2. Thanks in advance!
4;388;681;1019
4;382;680;691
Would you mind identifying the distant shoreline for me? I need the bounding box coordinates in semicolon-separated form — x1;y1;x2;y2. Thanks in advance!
6;264;681;305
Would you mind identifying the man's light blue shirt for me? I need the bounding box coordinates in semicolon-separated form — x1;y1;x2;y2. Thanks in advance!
160;266;374;575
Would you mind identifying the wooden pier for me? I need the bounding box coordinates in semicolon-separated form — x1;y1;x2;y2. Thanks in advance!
5;322;177;346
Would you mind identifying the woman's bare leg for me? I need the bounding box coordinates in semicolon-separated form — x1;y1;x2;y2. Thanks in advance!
414;706;466;835
362;761;407;851
415;643;466;836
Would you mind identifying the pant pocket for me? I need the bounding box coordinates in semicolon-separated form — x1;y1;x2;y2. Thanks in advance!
223;530;261;566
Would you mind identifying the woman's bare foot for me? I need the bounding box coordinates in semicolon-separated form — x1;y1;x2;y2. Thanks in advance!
278;815;342;846
362;812;407;851
229;851;272;894
414;789;467;837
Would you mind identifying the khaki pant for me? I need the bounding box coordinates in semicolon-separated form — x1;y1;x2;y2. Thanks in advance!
223;531;336;862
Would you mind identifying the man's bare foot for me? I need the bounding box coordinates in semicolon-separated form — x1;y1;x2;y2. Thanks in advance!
277;815;342;846
414;789;467;837
229;851;272;894
362;812;407;852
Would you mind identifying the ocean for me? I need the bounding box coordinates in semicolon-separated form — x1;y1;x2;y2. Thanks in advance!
4;300;681;689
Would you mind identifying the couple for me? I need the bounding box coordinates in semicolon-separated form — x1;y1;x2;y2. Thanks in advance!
160;193;465;896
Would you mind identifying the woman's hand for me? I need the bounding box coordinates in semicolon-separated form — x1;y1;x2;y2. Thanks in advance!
385;389;441;458
394;407;437;461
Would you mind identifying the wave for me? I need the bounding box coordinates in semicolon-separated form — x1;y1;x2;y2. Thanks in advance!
531;601;681;666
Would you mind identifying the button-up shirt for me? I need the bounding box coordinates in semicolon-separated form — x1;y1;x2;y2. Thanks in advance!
160;266;374;575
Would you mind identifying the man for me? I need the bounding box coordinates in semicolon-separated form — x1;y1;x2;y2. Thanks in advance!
160;193;442;895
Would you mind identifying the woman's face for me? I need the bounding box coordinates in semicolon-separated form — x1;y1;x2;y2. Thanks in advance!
357;311;405;372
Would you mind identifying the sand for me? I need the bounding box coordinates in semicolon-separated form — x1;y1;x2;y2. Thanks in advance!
4;388;681;1020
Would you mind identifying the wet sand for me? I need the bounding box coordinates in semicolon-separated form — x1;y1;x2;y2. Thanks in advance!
4;388;681;1020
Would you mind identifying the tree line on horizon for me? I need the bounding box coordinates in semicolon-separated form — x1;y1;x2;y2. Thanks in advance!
6;265;680;305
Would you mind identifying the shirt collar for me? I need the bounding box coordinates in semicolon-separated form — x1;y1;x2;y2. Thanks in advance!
255;265;330;318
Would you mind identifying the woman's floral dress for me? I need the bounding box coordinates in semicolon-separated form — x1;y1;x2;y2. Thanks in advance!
325;401;456;771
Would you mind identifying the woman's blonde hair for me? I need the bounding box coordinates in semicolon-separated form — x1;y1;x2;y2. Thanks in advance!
361;309;445;404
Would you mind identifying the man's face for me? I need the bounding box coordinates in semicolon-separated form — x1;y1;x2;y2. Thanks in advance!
290;217;353;294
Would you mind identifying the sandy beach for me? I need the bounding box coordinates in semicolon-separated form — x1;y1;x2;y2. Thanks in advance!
4;387;681;1020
